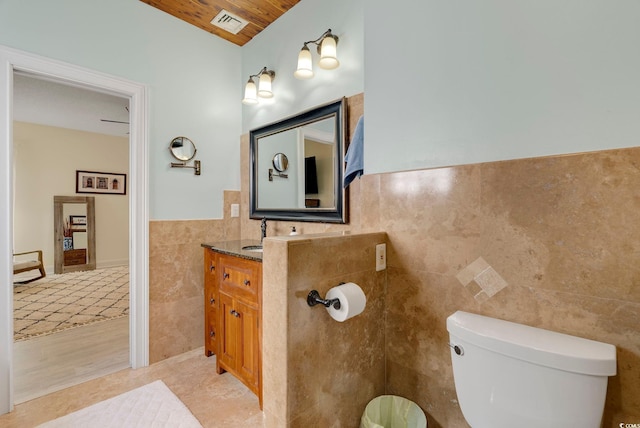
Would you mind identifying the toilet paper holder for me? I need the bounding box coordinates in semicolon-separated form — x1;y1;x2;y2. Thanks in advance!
307;289;341;310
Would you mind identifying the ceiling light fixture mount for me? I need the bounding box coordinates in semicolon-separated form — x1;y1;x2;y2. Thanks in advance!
242;66;276;105
294;29;340;80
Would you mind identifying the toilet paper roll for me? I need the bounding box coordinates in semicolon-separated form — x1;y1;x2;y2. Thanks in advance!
325;282;366;322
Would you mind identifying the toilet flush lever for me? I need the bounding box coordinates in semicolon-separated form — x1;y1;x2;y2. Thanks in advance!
449;343;464;356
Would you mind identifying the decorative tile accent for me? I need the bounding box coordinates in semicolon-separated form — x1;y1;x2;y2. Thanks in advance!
456;257;508;302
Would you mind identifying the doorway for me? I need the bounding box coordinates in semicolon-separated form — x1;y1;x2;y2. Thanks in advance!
12;76;130;402
0;45;149;414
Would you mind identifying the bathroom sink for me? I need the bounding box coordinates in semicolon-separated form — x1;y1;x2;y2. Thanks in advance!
241;245;263;253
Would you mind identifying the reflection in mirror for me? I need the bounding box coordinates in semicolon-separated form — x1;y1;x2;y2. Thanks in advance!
250;98;347;223
272;153;289;172
169;136;197;161
54;196;96;274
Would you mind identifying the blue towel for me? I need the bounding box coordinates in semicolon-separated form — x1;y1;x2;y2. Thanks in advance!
344;115;364;188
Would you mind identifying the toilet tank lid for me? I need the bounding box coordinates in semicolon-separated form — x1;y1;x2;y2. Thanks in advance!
447;311;616;376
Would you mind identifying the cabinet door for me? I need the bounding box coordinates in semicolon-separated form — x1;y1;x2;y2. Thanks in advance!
236;299;260;390
218;292;237;371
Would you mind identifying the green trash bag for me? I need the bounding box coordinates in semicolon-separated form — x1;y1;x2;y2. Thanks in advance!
360;395;427;428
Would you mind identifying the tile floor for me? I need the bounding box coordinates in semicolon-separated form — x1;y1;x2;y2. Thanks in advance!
0;348;264;428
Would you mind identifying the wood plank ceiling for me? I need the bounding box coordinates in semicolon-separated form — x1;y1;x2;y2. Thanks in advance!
140;0;301;46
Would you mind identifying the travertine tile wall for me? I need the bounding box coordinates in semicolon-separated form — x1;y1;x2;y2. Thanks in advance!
148;91;639;425
148;190;240;363
262;233;387;428
242;93;640;427
377;151;640;427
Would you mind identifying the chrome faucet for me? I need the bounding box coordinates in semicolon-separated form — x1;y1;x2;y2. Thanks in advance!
260;218;267;243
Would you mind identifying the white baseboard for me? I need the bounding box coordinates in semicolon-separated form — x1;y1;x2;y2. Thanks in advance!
97;259;129;269
42;259;129;275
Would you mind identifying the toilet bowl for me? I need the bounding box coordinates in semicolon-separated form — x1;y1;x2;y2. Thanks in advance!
447;311;616;428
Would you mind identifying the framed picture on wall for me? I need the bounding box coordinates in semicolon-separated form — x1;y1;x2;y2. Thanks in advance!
76;170;127;195
69;215;87;229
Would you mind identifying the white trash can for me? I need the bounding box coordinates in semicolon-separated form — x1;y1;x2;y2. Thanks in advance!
360;395;427;428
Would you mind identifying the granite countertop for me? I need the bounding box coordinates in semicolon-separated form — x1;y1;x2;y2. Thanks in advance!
201;240;263;262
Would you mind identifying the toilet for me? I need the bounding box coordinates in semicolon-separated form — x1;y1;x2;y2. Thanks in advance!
447;311;616;428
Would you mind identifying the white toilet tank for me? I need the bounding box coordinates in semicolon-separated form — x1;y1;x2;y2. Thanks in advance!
446;311;616;428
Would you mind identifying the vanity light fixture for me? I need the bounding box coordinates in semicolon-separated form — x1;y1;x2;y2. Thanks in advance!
242;66;276;105
294;29;340;80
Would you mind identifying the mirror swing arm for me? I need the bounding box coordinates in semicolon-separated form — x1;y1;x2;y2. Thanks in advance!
169;136;201;175
171;159;201;175
268;168;288;181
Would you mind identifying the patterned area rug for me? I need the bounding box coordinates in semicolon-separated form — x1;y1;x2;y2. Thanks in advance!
14;266;129;342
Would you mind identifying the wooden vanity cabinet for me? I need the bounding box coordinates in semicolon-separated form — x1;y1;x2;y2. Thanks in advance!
203;248;262;408
203;248;219;357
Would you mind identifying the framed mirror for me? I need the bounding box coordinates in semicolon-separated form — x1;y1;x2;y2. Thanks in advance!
54;195;96;274
250;98;347;223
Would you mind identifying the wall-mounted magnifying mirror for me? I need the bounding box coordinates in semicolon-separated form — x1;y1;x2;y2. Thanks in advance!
169;136;196;161
169;136;201;175
269;153;290;181
272;153;289;172
250;97;347;223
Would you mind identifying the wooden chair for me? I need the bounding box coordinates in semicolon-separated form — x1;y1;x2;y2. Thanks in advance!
13;250;46;283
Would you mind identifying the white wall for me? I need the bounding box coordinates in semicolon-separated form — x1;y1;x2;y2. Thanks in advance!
13;122;129;268
365;0;640;174
241;0;364;133
0;0;242;220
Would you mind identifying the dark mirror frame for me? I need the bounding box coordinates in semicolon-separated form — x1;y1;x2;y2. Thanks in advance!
249;97;348;223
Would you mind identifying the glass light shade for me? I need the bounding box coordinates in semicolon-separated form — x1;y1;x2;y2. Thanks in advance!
294;46;314;79
242;79;258;105
318;35;339;70
257;72;273;98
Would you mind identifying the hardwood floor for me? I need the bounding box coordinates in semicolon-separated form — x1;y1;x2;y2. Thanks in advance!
13;316;129;403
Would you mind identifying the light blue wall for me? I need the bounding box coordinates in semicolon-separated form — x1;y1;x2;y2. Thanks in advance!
0;0;242;220
365;0;640;174
241;0;364;133
257;132;299;208
5;0;636;217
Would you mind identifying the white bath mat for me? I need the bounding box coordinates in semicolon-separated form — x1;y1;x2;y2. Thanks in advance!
37;380;202;428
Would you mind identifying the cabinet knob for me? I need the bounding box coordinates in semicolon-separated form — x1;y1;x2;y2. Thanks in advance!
209;330;215;338
244;279;250;286
223;272;230;279
230;309;240;318
210;298;215;304
210;263;215;272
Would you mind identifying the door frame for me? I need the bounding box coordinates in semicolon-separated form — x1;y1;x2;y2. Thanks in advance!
0;44;149;414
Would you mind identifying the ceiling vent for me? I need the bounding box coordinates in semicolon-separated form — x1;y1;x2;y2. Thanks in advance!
211;10;249;35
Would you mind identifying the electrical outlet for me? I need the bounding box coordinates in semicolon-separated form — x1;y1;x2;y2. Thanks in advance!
376;243;386;271
230;204;240;218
